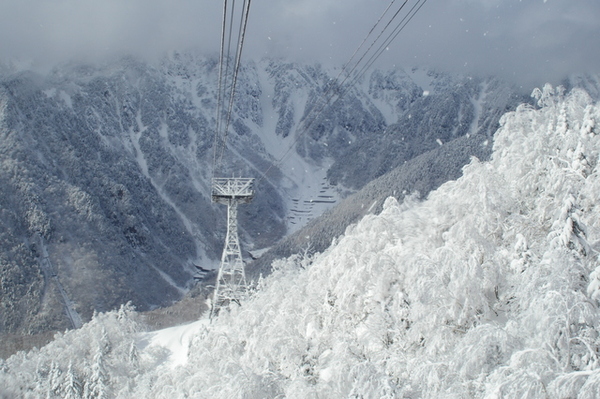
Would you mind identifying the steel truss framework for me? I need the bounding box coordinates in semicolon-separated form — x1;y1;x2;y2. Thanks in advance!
210;178;254;318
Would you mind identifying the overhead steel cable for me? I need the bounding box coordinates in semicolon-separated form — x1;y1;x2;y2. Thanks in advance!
212;0;230;176
319;0;429;119
212;0;253;177
349;0;429;90
299;1;409;133
333;0;405;92
289;0;411;148
257;0;427;184
339;0;410;83
220;0;252;166
214;0;240;175
257;1;408;184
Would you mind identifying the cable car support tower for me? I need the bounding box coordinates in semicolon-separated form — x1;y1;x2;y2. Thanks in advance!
210;177;254;317
206;0;429;318
209;0;254;318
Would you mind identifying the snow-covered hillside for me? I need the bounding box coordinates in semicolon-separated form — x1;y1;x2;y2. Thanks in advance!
2;85;600;398
0;54;522;340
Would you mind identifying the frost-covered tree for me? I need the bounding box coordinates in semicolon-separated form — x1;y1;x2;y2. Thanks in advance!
84;347;110;399
63;362;82;399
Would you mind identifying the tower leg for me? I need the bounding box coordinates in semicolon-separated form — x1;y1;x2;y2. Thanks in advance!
210;199;247;318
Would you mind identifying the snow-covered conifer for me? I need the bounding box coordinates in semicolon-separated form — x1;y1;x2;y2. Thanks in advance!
84;347;110;399
46;361;62;399
63;362;82;399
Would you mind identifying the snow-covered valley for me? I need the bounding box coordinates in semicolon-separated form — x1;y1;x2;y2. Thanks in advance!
0;55;524;342
2;83;600;398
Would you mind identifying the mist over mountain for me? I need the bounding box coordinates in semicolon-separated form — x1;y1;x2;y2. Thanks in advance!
0;53;525;351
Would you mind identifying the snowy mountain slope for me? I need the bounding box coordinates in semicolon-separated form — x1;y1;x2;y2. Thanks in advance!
248;131;494;278
250;72;599;278
327;74;520;189
0;54;522;347
248;72;529;277
2;85;600;397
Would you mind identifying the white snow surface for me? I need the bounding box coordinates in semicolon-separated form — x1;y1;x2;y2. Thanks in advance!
4;84;600;398
139;318;210;369
252;61;344;232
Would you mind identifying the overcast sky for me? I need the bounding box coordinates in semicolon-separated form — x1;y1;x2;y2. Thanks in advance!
1;0;599;88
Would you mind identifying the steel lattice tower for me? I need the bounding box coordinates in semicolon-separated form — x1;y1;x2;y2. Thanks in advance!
210;177;254;318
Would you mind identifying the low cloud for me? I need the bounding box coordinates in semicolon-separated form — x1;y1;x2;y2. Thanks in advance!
1;0;598;88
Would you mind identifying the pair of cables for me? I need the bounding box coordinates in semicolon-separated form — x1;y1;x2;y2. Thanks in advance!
258;0;429;183
212;0;252;178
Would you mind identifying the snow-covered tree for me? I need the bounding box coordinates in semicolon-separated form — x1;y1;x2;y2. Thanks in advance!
63;362;82;399
84;347;110;399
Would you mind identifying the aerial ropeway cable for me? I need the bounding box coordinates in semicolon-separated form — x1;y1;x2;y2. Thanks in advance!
209;0;256;319
347;0;429;90
210;0;428;182
212;0;253;178
299;0;429;137
258;0;429;183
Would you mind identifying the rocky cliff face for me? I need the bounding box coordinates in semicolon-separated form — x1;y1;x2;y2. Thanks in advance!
0;54;524;336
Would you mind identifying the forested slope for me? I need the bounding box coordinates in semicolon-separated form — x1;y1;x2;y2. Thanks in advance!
249;130;495;278
0;56;522;345
2;84;600;398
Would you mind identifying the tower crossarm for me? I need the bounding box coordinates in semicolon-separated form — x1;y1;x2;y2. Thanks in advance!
212;178;254;203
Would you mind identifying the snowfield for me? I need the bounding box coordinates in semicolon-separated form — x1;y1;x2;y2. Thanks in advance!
2;84;600;398
138;318;210;369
